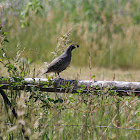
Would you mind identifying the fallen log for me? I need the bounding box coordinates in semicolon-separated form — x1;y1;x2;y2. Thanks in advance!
0;77;140;96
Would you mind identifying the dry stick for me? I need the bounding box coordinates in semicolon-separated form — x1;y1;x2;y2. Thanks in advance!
0;89;29;140
0;89;17;119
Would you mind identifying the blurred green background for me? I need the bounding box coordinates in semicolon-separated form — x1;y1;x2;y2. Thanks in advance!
1;0;140;69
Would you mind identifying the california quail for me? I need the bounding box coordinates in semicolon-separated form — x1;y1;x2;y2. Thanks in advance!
41;44;79;77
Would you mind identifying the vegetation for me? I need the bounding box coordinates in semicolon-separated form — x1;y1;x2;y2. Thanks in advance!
0;0;140;68
0;0;140;139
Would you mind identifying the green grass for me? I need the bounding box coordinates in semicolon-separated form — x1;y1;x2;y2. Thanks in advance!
0;89;139;140
0;62;140;139
0;0;140;69
0;0;140;139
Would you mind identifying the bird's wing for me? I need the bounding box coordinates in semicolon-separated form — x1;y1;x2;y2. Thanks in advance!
47;54;67;72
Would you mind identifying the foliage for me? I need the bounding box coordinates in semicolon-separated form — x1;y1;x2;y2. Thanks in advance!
0;1;140;139
0;0;140;68
0;27;140;139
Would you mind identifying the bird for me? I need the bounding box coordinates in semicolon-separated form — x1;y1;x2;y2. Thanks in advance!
41;44;79;77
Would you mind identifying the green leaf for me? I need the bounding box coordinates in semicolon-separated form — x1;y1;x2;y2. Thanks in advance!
80;84;86;88
4;38;9;43
48;97;54;102
76;89;82;93
4;32;8;35
2;53;6;57
91;75;95;79
27;58;33;64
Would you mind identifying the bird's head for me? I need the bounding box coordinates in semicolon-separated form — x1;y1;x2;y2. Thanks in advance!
67;44;79;52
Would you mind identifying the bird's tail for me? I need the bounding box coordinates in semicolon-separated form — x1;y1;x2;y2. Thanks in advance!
39;69;49;76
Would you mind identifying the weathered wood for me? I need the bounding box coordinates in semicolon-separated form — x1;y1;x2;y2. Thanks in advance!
0;77;140;96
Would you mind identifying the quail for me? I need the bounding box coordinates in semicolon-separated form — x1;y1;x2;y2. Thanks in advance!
41;44;79;77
